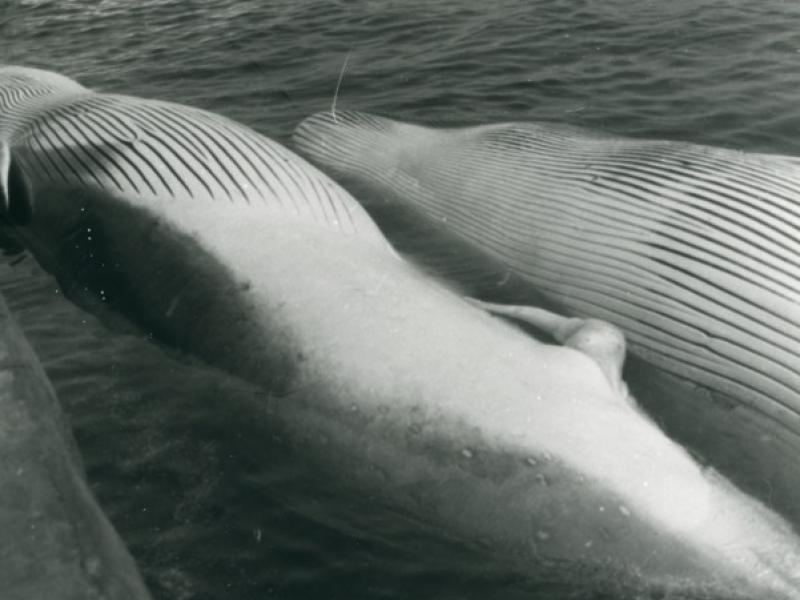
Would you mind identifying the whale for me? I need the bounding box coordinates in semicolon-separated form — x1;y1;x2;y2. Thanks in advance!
3;67;800;598
293;110;800;528
0;284;151;599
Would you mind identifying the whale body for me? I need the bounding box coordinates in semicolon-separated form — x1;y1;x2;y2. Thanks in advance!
293;111;800;528
3;67;800;598
0;285;151;600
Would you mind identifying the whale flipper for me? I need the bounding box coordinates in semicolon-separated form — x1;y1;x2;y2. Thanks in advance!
0;142;32;225
471;299;629;403
0;142;9;212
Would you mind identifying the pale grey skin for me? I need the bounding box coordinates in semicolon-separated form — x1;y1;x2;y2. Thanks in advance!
4;67;800;598
469;298;629;402
293;110;800;534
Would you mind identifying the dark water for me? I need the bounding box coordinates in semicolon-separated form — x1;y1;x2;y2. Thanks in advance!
2;1;800;598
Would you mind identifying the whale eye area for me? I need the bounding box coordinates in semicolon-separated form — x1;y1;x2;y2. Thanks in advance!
5;157;32;225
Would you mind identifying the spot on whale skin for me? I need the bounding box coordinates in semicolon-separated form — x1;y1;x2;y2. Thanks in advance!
165;295;181;318
83;556;102;579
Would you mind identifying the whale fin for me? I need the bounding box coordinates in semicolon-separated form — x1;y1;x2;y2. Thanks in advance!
0;143;32;225
0;143;9;214
469;299;630;403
